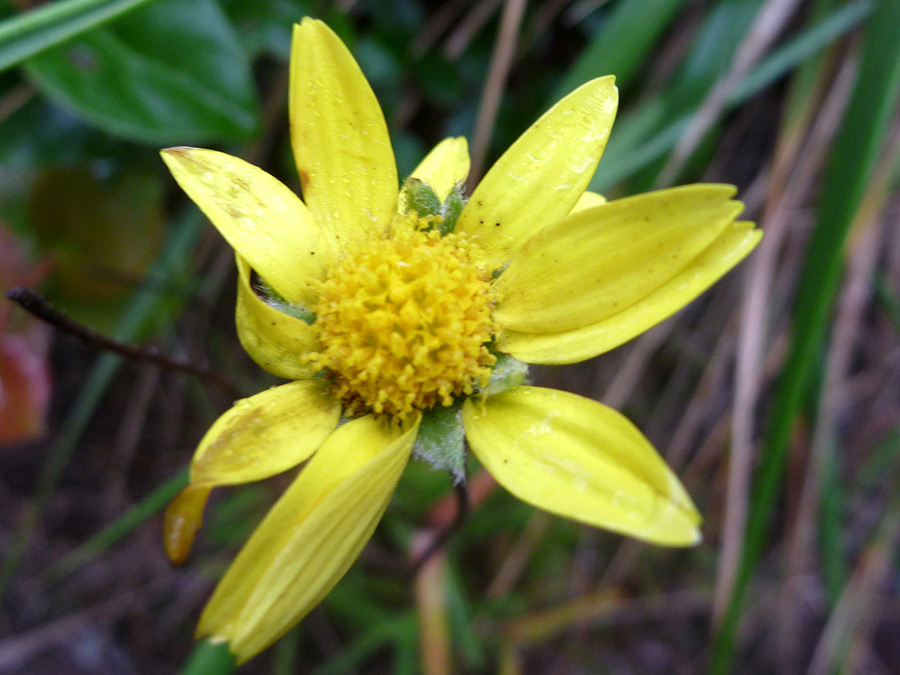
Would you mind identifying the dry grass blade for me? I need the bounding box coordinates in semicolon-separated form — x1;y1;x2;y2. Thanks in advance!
714;51;857;627
469;0;528;181
656;0;804;186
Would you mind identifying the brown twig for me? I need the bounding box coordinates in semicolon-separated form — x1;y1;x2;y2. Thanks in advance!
5;286;238;397
410;481;469;577
469;0;528;182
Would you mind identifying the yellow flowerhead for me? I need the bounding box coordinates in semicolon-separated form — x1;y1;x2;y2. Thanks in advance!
161;18;761;663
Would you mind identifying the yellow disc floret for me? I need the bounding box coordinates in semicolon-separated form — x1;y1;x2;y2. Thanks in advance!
310;213;496;421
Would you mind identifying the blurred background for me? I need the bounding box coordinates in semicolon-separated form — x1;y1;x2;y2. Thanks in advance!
1;0;898;673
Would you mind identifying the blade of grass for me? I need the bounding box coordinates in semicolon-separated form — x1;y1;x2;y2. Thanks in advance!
45;467;188;582
549;0;687;102
711;0;900;671
658;0;806;186
593;0;871;191
854;428;900;491
445;555;485;668
816;132;900;604
874;275;900;332
666;0;766;111
808;445;900;675
778;132;896;668
0;0;162;72
0;209;203;603
729;0;871;102
819;447;847;600
715;0;853;627
313;613;418;675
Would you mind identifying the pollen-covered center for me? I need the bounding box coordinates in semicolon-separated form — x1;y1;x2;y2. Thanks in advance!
310;213;496;420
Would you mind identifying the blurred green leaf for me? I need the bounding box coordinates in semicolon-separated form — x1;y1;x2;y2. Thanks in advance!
24;0;260;144
667;0;765;111
220;0;309;60
0;0;160;72
29;167;165;331
314;612;418;675
444;561;484;668
0;96;139;168
415;49;462;106
551;0;687;101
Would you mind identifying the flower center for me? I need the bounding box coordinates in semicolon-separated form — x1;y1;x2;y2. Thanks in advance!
310;213;496;420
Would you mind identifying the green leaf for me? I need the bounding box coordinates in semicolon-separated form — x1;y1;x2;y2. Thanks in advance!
483;353;528;396
0;96;134;168
0;0;161;72
219;0;309;60
413;401;466;483
24;0;260;144
402;176;442;218
29;167;166;331
440;185;465;235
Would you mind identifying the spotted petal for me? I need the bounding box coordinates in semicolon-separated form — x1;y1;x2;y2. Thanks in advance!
163;380;340;564
456;77;617;270
161;147;325;304
493;185;746;334
499;220;761;363
197;413;419;662
189;379;340;488
290;19;397;253
235;256;320;380
463;386;700;546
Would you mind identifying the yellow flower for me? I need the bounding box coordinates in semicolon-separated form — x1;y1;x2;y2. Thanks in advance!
160;18;761;662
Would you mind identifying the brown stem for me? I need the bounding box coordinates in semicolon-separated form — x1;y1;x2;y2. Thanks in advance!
410;481;469;577
5;286;238;397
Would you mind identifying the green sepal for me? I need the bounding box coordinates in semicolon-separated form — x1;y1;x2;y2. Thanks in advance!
413;400;466;485
255;278;316;325
484;352;529;395
439;183;465;235
403;177;442;218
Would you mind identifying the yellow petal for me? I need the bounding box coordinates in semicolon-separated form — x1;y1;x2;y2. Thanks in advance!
398;136;470;212
456;77;617;270
493;185;745;333
198;413;419;662
569;190;606;213
190;380;340;487
290;19;397;253
163;484;212;565
463;387;700;546
161;147;325;304
235;255;320;380
499;221;761;363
